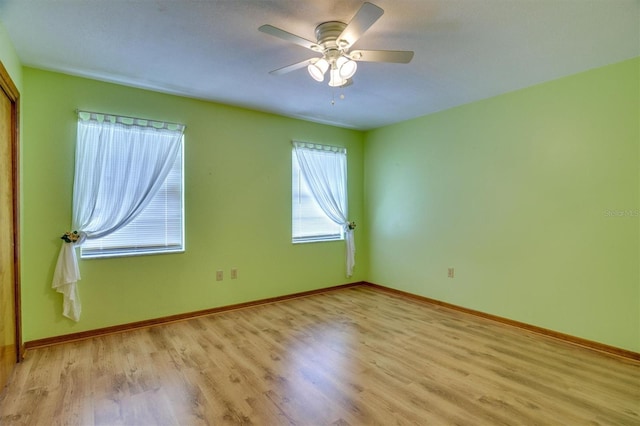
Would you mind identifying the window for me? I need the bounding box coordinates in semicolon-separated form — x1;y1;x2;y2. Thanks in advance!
76;112;185;258
292;142;347;243
81;143;184;258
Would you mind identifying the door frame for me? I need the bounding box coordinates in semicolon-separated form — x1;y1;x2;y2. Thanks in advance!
0;60;22;362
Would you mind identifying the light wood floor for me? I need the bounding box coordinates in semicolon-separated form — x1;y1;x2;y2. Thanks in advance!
1;286;638;425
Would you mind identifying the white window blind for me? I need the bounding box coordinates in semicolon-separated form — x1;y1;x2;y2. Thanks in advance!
81;143;184;258
292;144;345;243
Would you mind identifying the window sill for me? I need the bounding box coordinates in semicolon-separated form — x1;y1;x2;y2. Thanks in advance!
292;235;344;244
81;247;185;260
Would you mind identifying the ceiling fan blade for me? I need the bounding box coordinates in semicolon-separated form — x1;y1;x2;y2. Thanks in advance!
269;58;317;75
338;2;384;47
350;49;414;63
259;25;319;51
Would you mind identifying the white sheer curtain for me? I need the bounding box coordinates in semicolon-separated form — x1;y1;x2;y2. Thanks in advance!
52;111;185;321
293;141;355;276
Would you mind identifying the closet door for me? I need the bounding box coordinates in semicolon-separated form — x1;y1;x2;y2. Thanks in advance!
0;61;20;389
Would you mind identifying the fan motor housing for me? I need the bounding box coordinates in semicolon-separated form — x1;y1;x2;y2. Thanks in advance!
315;21;347;49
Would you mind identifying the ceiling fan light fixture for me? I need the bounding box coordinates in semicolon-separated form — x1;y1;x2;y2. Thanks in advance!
308;58;329;82
337;56;357;79
328;68;347;87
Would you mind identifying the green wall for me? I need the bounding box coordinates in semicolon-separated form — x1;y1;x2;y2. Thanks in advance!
365;58;640;352
21;68;366;341
0;20;22;91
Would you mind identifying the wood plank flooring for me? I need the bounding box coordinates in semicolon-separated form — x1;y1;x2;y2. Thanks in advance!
0;286;638;425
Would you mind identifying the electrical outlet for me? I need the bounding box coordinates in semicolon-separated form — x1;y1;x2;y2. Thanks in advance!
216;270;223;281
448;268;455;278
231;268;238;279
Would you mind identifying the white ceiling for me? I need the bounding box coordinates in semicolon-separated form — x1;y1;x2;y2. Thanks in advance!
1;0;638;130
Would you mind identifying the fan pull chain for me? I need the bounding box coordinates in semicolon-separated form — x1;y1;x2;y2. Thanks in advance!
330;88;346;106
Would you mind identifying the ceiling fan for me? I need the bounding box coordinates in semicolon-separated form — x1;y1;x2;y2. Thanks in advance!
259;2;414;88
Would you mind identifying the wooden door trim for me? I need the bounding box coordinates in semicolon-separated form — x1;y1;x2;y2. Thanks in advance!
0;60;22;362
